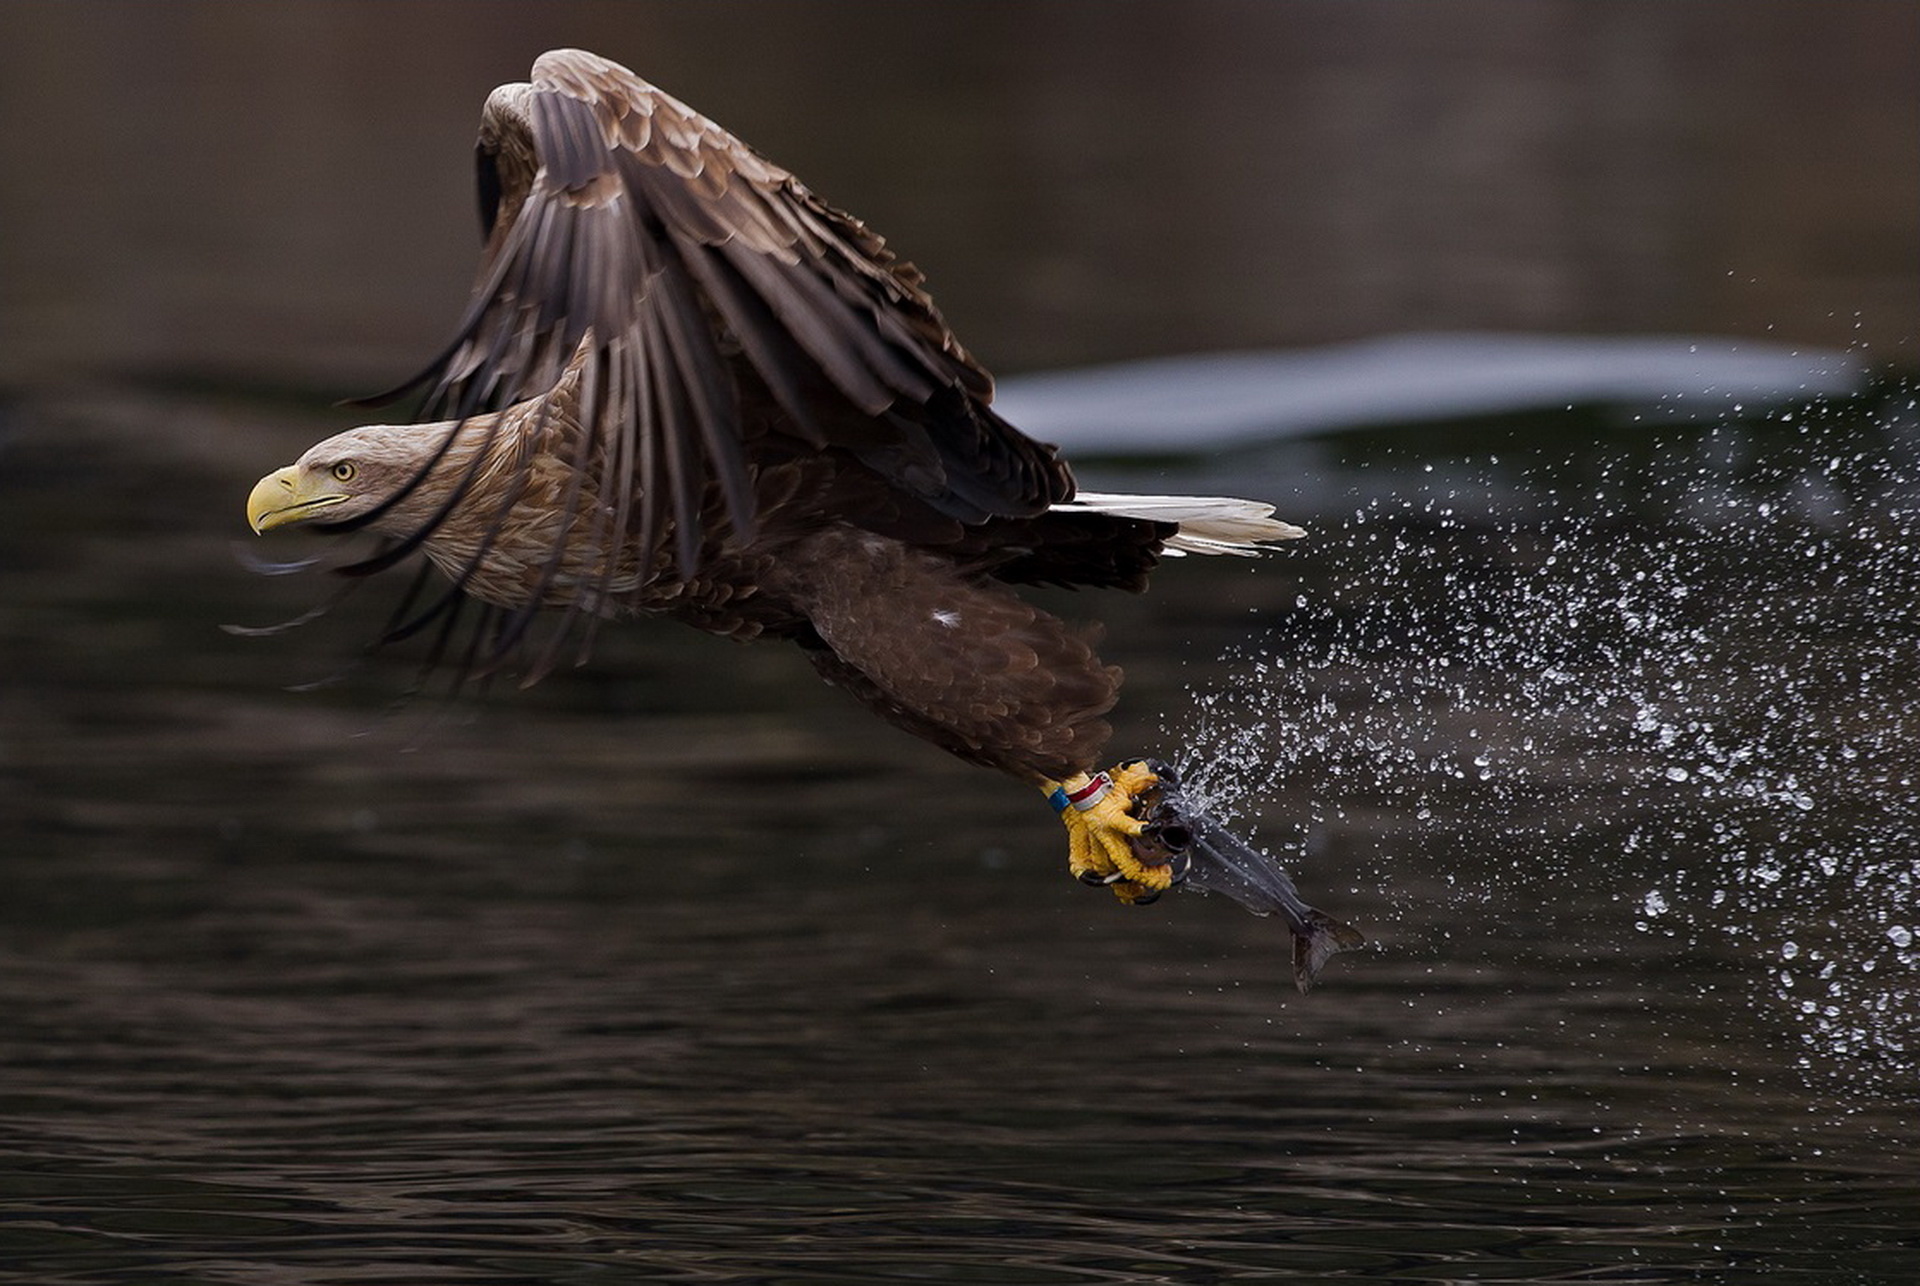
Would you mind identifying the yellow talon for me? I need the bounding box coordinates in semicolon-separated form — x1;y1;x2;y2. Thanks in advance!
1109;760;1160;799
1044;762;1177;902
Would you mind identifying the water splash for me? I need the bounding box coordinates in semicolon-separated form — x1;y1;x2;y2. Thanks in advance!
1174;378;1920;1105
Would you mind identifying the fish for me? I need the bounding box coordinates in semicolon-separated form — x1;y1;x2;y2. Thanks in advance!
1126;759;1366;992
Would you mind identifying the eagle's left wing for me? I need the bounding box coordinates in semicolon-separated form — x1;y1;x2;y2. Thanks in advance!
361;48;1071;583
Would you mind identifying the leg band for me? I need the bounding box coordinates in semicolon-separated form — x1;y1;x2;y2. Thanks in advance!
1048;772;1113;814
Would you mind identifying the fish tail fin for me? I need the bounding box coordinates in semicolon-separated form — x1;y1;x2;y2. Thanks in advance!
1292;907;1367;994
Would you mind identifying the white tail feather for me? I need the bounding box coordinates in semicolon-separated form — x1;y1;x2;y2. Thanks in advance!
1050;491;1305;556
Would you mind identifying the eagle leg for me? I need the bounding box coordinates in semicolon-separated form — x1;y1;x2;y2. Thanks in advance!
1046;761;1190;905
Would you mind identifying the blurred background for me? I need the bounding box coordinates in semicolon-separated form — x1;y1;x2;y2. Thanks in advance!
1;0;1913;391
2;4;1917;1282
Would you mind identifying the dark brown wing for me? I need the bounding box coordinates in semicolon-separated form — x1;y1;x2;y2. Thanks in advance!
375;48;1071;580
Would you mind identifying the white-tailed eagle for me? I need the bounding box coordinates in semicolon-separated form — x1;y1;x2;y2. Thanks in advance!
246;50;1360;989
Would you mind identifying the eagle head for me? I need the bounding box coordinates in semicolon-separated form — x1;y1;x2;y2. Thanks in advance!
246;425;447;535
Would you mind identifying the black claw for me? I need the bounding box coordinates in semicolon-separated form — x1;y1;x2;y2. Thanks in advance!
1076;870;1108;887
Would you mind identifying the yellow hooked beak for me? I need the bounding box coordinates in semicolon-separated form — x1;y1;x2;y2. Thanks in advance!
246;465;348;533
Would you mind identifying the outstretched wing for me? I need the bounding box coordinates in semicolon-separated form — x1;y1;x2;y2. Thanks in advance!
373;48;1071;579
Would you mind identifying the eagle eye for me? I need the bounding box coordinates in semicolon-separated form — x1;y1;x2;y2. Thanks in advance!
330;462;357;483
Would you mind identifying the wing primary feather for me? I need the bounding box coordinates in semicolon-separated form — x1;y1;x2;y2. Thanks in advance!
376;475;522;648
377;391;571;654
655;246;755;543
679;242;826;445
605;344;643;589
219;603;335;640
370;555;444;650
565;212;604;355
517;199;578;396
539;349;623;675
590;209;637;352
531;88;611;192
219;573;364;638
458;603;502;698
641;312;705;578
436;592;510;705
406;575;473;695
733;227;941;406
466;388;572;678
356;199;539;413
510;351;606;687
447;200;551;418
630;309;693;576
721;244;898;414
379;582;470;647
472;206;550;370
630;334;664;597
571;346;635;666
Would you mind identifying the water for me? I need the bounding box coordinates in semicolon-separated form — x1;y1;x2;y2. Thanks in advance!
1173;387;1920;1108
4;382;1918;1282
3;5;1916;1277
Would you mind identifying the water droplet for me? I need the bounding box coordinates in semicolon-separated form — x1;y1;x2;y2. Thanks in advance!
1889;925;1914;949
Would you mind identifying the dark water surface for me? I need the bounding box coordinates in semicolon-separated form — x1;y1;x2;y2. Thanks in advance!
4;387;1917;1283
3;4;1916;1279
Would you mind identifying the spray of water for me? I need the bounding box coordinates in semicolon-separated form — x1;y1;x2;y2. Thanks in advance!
1174;379;1920;1104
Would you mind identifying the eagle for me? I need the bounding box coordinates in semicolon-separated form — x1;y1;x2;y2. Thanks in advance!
245;49;1361;989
